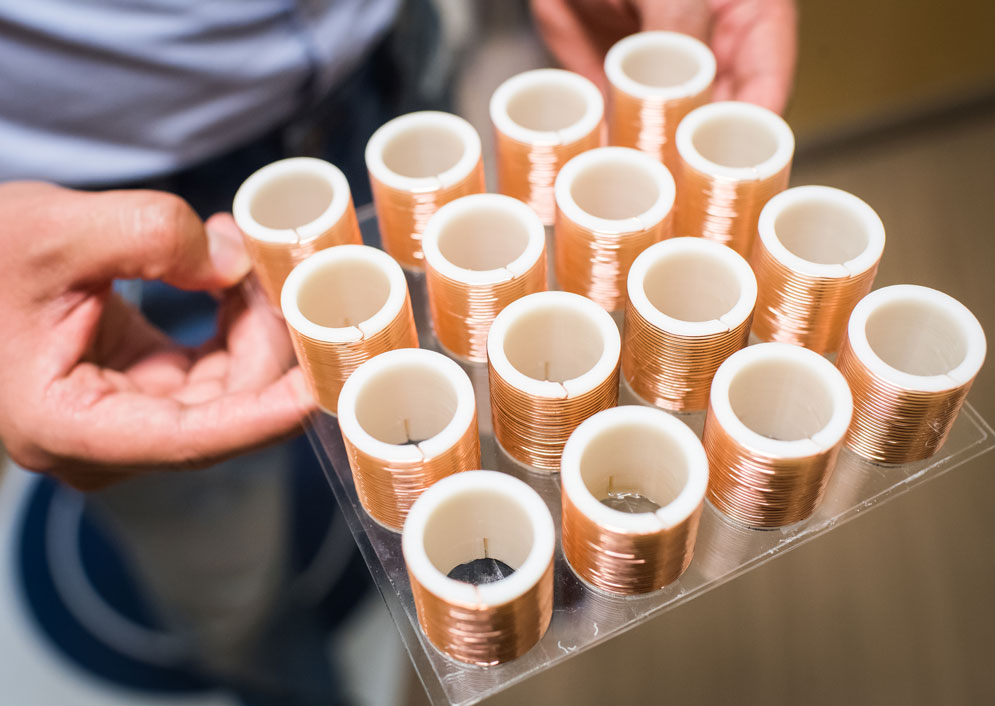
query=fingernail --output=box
[207,226,252,283]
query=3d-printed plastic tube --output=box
[674,101,794,256]
[280,245,417,413]
[488,291,621,471]
[422,194,547,362]
[490,68,604,225]
[704,342,853,527]
[605,31,715,171]
[623,236,756,411]
[561,406,708,594]
[554,146,675,312]
[234,157,361,307]
[752,185,886,354]
[337,349,480,530]
[402,471,555,665]
[837,285,986,464]
[366,111,485,269]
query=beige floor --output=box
[406,101,995,706]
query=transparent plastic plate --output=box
[302,210,995,706]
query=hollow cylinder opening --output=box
[352,361,459,445]
[642,251,742,322]
[381,123,467,179]
[249,171,335,231]
[620,42,702,89]
[568,158,661,221]
[727,358,836,441]
[579,422,692,514]
[422,489,534,582]
[436,205,531,271]
[691,112,781,169]
[864,298,969,377]
[505,80,589,133]
[502,304,606,383]
[296,258,390,328]
[773,197,872,265]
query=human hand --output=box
[531,0,797,114]
[0,181,316,490]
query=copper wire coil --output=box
[487,291,621,471]
[422,194,547,362]
[703,343,853,527]
[366,111,486,269]
[835,285,986,464]
[402,471,556,665]
[604,31,715,172]
[337,349,480,530]
[490,69,604,225]
[751,186,886,354]
[622,237,756,411]
[280,245,418,413]
[554,147,675,312]
[560,406,708,594]
[233,157,362,307]
[674,101,794,256]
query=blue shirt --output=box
[0,0,398,185]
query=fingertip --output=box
[285,366,318,416]
[206,224,252,286]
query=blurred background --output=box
[1,0,994,705]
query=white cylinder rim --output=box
[709,342,853,459]
[489,68,604,146]
[604,31,716,101]
[627,236,757,337]
[402,470,555,607]
[421,194,546,286]
[554,146,676,234]
[675,101,795,182]
[233,157,351,245]
[846,284,986,393]
[365,111,482,192]
[280,244,408,344]
[561,406,708,534]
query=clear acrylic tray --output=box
[301,209,995,706]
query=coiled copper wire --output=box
[605,31,716,172]
[366,111,485,269]
[835,285,986,464]
[674,101,794,256]
[752,186,886,354]
[560,406,708,594]
[703,343,854,527]
[233,157,362,307]
[622,237,756,411]
[554,147,675,312]
[280,245,418,413]
[422,194,547,362]
[490,69,604,225]
[337,349,480,530]
[487,291,621,471]
[402,471,555,665]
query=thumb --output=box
[56,187,250,290]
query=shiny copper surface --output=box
[343,412,480,531]
[751,239,880,354]
[836,335,975,464]
[561,489,701,594]
[703,403,843,527]
[426,252,547,363]
[287,291,418,413]
[488,363,620,472]
[622,300,752,411]
[408,559,553,666]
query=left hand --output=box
[531,0,798,114]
